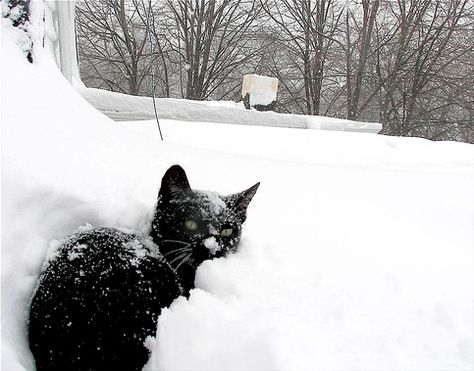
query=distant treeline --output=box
[76,0,474,143]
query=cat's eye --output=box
[220,228,233,237]
[184,220,198,231]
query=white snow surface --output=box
[2,21,474,371]
[77,86,382,133]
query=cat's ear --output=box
[230,182,260,220]
[160,165,191,197]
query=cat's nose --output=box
[191,234,219,257]
[202,236,220,255]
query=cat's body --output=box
[28,228,180,371]
[28,165,259,371]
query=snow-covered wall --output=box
[78,86,382,133]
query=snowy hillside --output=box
[2,20,474,371]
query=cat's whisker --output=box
[169,251,191,265]
[160,239,191,247]
[184,255,194,266]
[163,246,192,257]
[175,253,192,271]
[169,253,187,265]
[182,254,193,266]
[166,248,192,259]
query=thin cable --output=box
[147,1,163,141]
[150,69,164,141]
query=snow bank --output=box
[2,22,165,371]
[77,86,381,133]
[2,19,474,371]
[122,118,474,174]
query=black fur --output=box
[28,165,259,371]
[151,165,259,294]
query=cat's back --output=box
[29,227,181,371]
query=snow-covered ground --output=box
[2,20,474,371]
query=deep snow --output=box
[2,19,474,371]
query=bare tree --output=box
[373,0,473,138]
[163,0,262,100]
[343,0,380,120]
[76,0,169,96]
[260,0,343,115]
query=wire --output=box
[150,68,164,141]
[147,1,163,141]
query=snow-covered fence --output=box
[242,74,278,111]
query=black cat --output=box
[28,165,259,371]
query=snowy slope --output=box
[2,21,474,371]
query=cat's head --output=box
[150,165,259,289]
